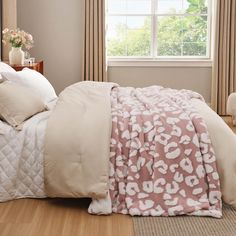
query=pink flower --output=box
[2,28,34,50]
[27,34,33,41]
[2,28,9,34]
[25,45,32,50]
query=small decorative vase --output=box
[9,47,25,65]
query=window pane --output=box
[157,0,183,14]
[107,16,151,57]
[107,0,210,58]
[185,0,208,14]
[183,42,206,56]
[108,0,151,14]
[182,15,207,56]
[126,17,151,56]
[157,0,208,14]
[108,0,126,13]
[127,0,152,14]
[158,42,182,56]
[157,16,183,56]
[157,15,208,56]
[107,16,127,56]
[182,16,207,43]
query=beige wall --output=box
[109,66,212,102]
[2,0,17,60]
[17,0,212,101]
[17,0,84,94]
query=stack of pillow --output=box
[0,62,57,130]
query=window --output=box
[106,0,211,59]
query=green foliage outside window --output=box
[107,0,208,57]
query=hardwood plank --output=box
[0,199,134,236]
[0,199,39,223]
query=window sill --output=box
[108,59,213,68]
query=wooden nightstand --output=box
[4,61,44,75]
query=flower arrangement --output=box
[2,28,34,50]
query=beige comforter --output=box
[44,81,236,208]
[44,81,117,198]
[193,99,236,207]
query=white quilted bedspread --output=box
[0,111,50,201]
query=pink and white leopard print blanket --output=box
[109,86,222,218]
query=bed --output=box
[1,62,236,219]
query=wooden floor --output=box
[0,116,235,236]
[0,198,134,236]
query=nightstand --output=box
[4,61,44,75]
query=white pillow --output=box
[0,62,16,80]
[1,68,57,104]
[0,81,46,130]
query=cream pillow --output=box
[1,68,57,104]
[0,62,16,72]
[0,62,16,79]
[0,81,46,129]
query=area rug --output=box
[133,205,236,236]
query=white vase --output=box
[9,47,25,65]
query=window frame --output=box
[106,0,213,63]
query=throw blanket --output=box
[44,82,222,217]
[109,86,222,218]
[44,81,117,198]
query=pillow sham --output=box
[0,62,16,79]
[0,81,46,129]
[0,62,16,73]
[1,68,57,104]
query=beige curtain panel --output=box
[82,0,107,82]
[211,0,236,115]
